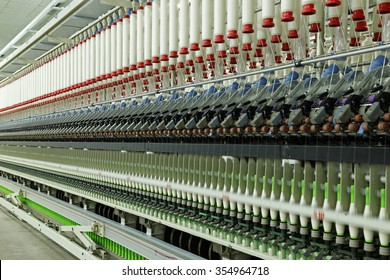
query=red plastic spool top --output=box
[196,56,204,63]
[350,37,361,47]
[309,23,321,32]
[379,3,390,14]
[271,34,281,43]
[160,54,169,61]
[202,39,212,47]
[301,3,316,15]
[373,32,382,42]
[288,30,299,38]
[152,57,160,63]
[180,47,189,55]
[230,46,239,54]
[329,17,341,27]
[257,39,267,47]
[262,18,274,28]
[242,43,252,51]
[206,53,215,61]
[286,53,294,61]
[352,9,365,21]
[227,30,239,39]
[190,43,200,51]
[169,51,178,58]
[325,0,341,7]
[254,48,263,58]
[355,21,368,32]
[218,50,227,58]
[242,24,254,33]
[214,35,225,43]
[281,11,294,22]
[177,62,185,68]
[282,42,290,51]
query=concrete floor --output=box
[0,206,76,260]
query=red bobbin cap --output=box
[242,43,252,51]
[145,59,152,66]
[254,48,263,57]
[230,46,239,54]
[180,47,189,55]
[350,37,361,46]
[152,57,160,63]
[286,53,294,61]
[373,32,382,42]
[177,62,185,68]
[169,51,178,58]
[206,53,215,61]
[230,57,237,64]
[281,11,294,22]
[214,35,225,43]
[275,56,282,64]
[202,39,212,47]
[282,42,290,51]
[186,60,194,66]
[242,24,254,33]
[190,43,200,51]
[325,0,341,7]
[227,30,239,39]
[209,61,215,69]
[153,69,159,75]
[161,66,168,72]
[123,66,130,73]
[271,34,281,43]
[257,39,267,47]
[130,65,137,71]
[160,54,169,61]
[355,21,368,32]
[309,23,321,32]
[329,17,341,27]
[262,18,274,28]
[196,56,204,63]
[218,50,227,58]
[137,62,145,68]
[352,9,365,21]
[379,3,390,14]
[301,4,316,15]
[288,30,299,38]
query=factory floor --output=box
[0,206,76,260]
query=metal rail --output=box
[0,177,203,260]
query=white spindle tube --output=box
[202,0,213,47]
[179,0,189,55]
[123,11,130,73]
[214,0,226,43]
[130,10,137,71]
[160,0,169,62]
[99,24,106,80]
[227,0,239,39]
[152,1,160,64]
[190,0,201,51]
[169,0,179,58]
[137,6,145,70]
[117,14,123,75]
[242,0,255,33]
[281,0,295,22]
[111,19,118,77]
[105,22,112,79]
[262,0,275,27]
[271,5,282,43]
[328,5,342,27]
[144,2,153,67]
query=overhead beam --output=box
[0,0,89,74]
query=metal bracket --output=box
[59,224,98,251]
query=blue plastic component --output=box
[204,86,217,95]
[344,66,353,74]
[268,79,281,92]
[102,105,107,111]
[155,95,164,103]
[141,98,151,105]
[185,89,197,98]
[226,82,239,92]
[110,104,116,110]
[368,55,389,72]
[321,64,339,78]
[240,83,252,95]
[170,92,180,100]
[128,100,137,107]
[302,73,311,80]
[283,71,299,84]
[120,102,127,108]
[254,77,267,87]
